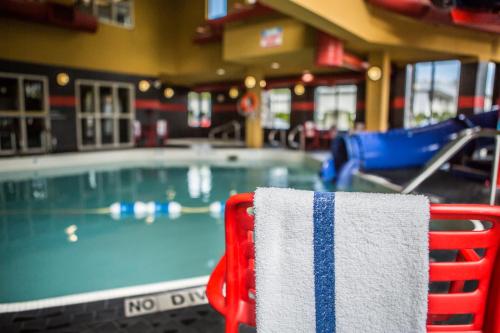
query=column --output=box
[457,61,488,115]
[245,68,264,148]
[365,51,391,131]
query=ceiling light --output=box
[294,83,305,96]
[216,68,226,76]
[56,72,70,86]
[270,62,280,70]
[301,70,314,83]
[138,80,150,92]
[164,87,174,99]
[259,80,267,88]
[367,66,382,81]
[229,87,239,99]
[244,76,256,89]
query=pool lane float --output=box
[109,201,225,220]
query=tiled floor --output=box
[0,298,256,333]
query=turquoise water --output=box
[0,161,350,303]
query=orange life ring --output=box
[238,92,259,116]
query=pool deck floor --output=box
[0,295,256,333]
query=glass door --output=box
[0,73,49,155]
[76,80,134,150]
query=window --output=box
[314,85,357,131]
[188,92,212,128]
[207,0,227,20]
[76,0,134,28]
[262,88,291,129]
[405,60,461,128]
[484,62,496,111]
[0,73,49,155]
[76,80,134,150]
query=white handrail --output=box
[208,121,241,142]
[401,127,500,205]
[287,125,305,150]
[268,129,286,147]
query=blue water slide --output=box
[324,110,498,185]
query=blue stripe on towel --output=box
[313,192,335,333]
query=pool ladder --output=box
[401,127,500,205]
[208,121,242,143]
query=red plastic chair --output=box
[207,193,500,333]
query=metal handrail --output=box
[401,127,500,205]
[268,129,286,147]
[208,121,242,141]
[287,125,305,150]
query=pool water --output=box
[0,161,385,303]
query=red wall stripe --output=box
[458,96,485,109]
[135,99,187,112]
[356,100,365,110]
[213,104,237,112]
[391,96,405,109]
[292,101,314,111]
[50,95,76,108]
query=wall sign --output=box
[260,27,283,48]
[124,286,208,317]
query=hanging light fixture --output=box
[56,73,70,86]
[367,66,382,81]
[229,87,239,99]
[138,80,151,92]
[163,87,175,99]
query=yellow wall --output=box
[165,0,244,85]
[0,0,176,76]
[223,18,312,63]
[365,51,391,131]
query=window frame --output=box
[77,0,135,29]
[75,79,135,151]
[0,72,50,155]
[262,88,292,130]
[405,60,461,128]
[314,85,357,131]
[484,62,496,112]
[187,91,212,128]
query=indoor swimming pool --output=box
[0,150,389,306]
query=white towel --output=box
[254,188,429,333]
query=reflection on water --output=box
[0,163,331,302]
[187,165,212,202]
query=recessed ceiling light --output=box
[244,76,257,89]
[259,80,267,88]
[216,68,226,76]
[301,70,314,83]
[270,62,280,70]
[196,26,207,34]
